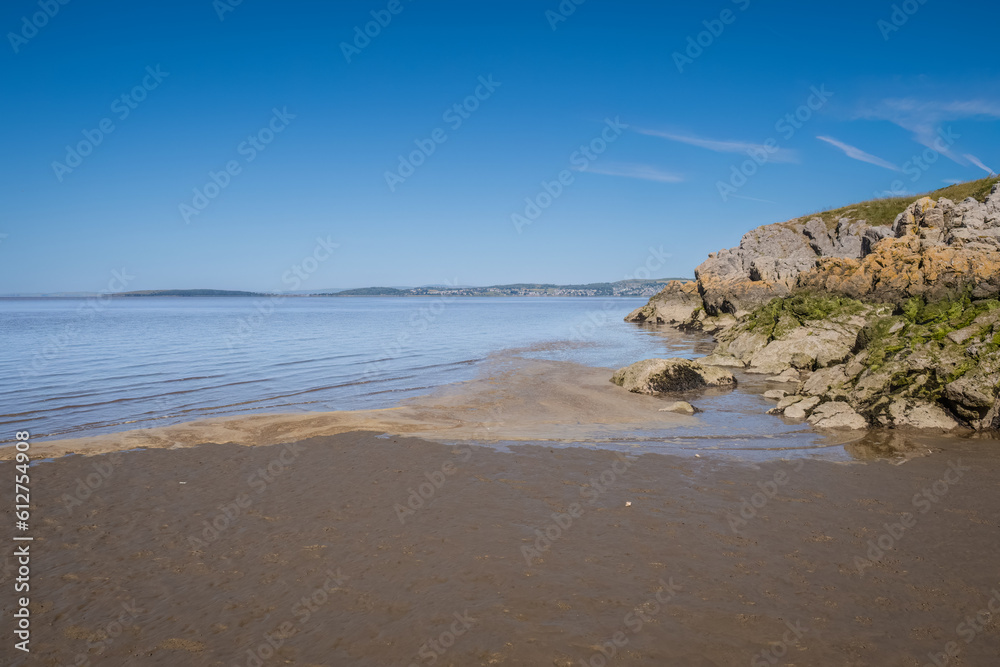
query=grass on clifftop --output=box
[800,175,1000,230]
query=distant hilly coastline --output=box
[2,279,690,299]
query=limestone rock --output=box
[783,396,820,420]
[775,394,805,410]
[625,280,702,325]
[807,401,868,429]
[611,358,736,395]
[766,368,801,383]
[658,401,696,414]
[747,324,855,374]
[698,354,746,368]
[887,400,959,431]
[763,390,786,400]
[802,365,850,397]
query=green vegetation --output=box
[856,291,1000,375]
[745,293,868,339]
[802,175,1000,230]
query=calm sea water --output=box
[1,296,712,442]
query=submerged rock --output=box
[658,401,696,414]
[611,358,736,395]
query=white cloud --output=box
[816,135,900,171]
[856,98,1000,165]
[964,153,996,175]
[577,162,684,184]
[636,128,799,163]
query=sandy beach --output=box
[3,426,999,666]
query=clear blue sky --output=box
[1,0,998,293]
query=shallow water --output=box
[1,296,702,441]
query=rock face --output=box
[625,280,701,324]
[798,193,1000,303]
[611,358,736,395]
[641,181,1000,319]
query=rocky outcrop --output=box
[715,293,1000,431]
[611,358,736,395]
[798,193,1000,303]
[621,178,1000,431]
[625,280,701,324]
[639,180,1000,320]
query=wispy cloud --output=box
[856,98,1000,165]
[964,153,996,175]
[816,135,900,171]
[577,162,684,184]
[636,128,798,163]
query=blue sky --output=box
[1,0,998,293]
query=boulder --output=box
[658,401,696,414]
[698,354,746,368]
[783,396,821,420]
[802,364,850,397]
[625,281,701,325]
[763,390,786,400]
[747,324,856,374]
[887,400,959,431]
[611,358,736,395]
[807,401,868,429]
[766,368,801,383]
[776,394,805,410]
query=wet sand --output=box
[4,356,853,462]
[3,431,1000,666]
